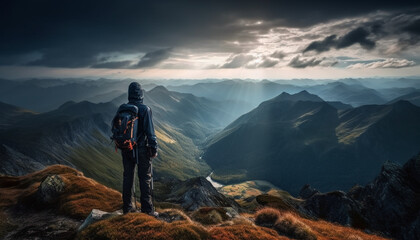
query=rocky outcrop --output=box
[37,175,65,204]
[78,209,122,232]
[165,177,241,211]
[299,154,420,240]
[299,184,320,199]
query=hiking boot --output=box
[123,208,141,214]
[144,211,159,218]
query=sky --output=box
[1,0,420,80]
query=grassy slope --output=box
[0,98,211,191]
[0,165,390,240]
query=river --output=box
[206,172,224,189]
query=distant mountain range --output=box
[167,79,420,109]
[1,86,248,190]
[203,91,420,194]
[1,77,420,195]
[387,91,420,106]
[0,79,157,112]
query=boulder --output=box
[157,209,189,223]
[78,209,122,232]
[37,175,65,204]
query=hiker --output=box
[112,82,158,216]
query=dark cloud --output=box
[304,12,420,54]
[403,17,420,35]
[133,48,172,68]
[91,61,133,69]
[0,0,418,68]
[26,48,97,68]
[303,35,338,53]
[336,27,375,49]
[303,27,375,53]
[288,55,323,68]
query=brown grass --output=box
[191,207,230,225]
[78,213,209,240]
[254,207,281,227]
[255,208,389,240]
[274,212,317,240]
[298,214,388,240]
[209,225,287,240]
[0,166,390,240]
[0,165,121,219]
[255,194,294,211]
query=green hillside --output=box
[204,91,420,194]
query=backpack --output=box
[111,104,139,151]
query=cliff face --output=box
[299,154,420,240]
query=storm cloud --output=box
[0,0,418,69]
[303,27,375,53]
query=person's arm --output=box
[143,106,158,157]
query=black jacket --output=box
[128,82,158,150]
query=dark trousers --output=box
[122,147,153,213]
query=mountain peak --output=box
[150,85,169,92]
[272,91,324,103]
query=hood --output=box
[128,82,144,102]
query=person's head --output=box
[128,82,144,102]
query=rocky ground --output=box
[1,159,414,239]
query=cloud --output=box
[288,55,323,68]
[220,54,255,68]
[270,51,286,59]
[0,0,418,68]
[303,35,338,53]
[347,58,416,69]
[91,60,133,69]
[303,27,375,53]
[246,57,279,68]
[336,27,375,49]
[256,58,279,68]
[133,48,172,68]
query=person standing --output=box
[121,82,158,216]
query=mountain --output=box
[167,80,303,113]
[298,154,420,240]
[0,79,156,112]
[204,91,420,194]
[0,101,36,129]
[113,86,240,143]
[387,91,420,106]
[307,82,387,106]
[0,97,211,190]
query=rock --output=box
[299,184,320,199]
[37,175,65,204]
[4,210,80,240]
[157,209,189,223]
[299,154,420,240]
[223,207,239,218]
[78,209,122,232]
[166,177,241,212]
[300,190,360,226]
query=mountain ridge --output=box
[204,92,420,194]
